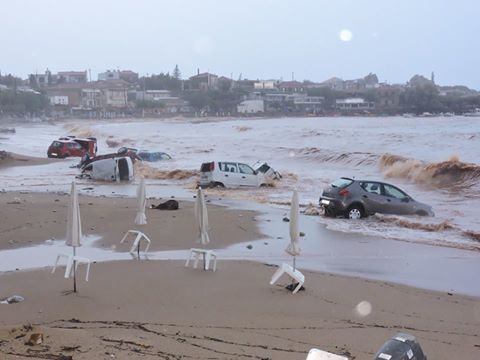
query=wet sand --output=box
[0,151,54,168]
[0,261,479,360]
[0,191,262,252]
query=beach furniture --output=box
[120,230,151,257]
[306,348,348,360]
[185,248,217,271]
[52,253,91,282]
[186,187,216,271]
[270,262,305,294]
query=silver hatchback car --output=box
[320,177,434,219]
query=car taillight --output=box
[338,189,350,197]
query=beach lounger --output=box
[120,230,151,258]
[185,248,217,271]
[270,262,305,294]
[51,253,91,282]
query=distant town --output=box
[1,66,479,120]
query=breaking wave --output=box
[379,154,480,188]
[234,126,252,132]
[63,124,96,138]
[134,162,197,180]
[105,136,134,148]
[297,147,379,166]
[373,214,455,232]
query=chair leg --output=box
[204,252,210,271]
[270,267,285,285]
[51,254,62,274]
[85,261,91,282]
[185,251,193,267]
[292,280,304,294]
[193,253,200,269]
[64,257,74,279]
[212,256,217,272]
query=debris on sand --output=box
[0,295,25,304]
[25,333,43,346]
[303,204,320,216]
[150,199,179,210]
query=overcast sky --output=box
[1,0,479,88]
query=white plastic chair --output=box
[185,248,217,271]
[270,262,305,294]
[52,253,91,281]
[306,348,348,360]
[120,230,151,257]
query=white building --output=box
[336,98,374,111]
[237,99,264,114]
[254,80,277,90]
[98,70,121,81]
[49,95,69,106]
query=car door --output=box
[237,163,259,187]
[218,162,242,187]
[359,182,389,214]
[382,184,413,215]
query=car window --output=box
[383,184,408,199]
[51,141,62,148]
[331,178,353,188]
[238,163,255,175]
[361,182,381,195]
[219,162,238,173]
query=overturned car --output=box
[80,156,134,182]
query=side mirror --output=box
[402,197,410,203]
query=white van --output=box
[199,161,266,188]
[81,156,134,182]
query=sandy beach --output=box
[1,261,479,360]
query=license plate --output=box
[321,199,330,205]
[52,153,57,156]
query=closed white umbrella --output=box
[134,178,147,225]
[285,190,301,271]
[195,187,210,245]
[66,181,82,292]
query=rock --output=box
[246,244,253,250]
[299,232,306,237]
[282,217,290,222]
[303,204,321,216]
[25,333,43,346]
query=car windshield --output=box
[331,178,353,188]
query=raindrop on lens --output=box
[355,300,372,317]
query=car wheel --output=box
[416,210,427,216]
[347,204,364,220]
[213,182,225,188]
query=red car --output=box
[47,137,97,159]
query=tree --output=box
[173,65,181,80]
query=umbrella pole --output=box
[73,247,77,293]
[137,242,140,259]
[293,256,296,273]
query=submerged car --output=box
[47,137,97,158]
[199,161,268,188]
[81,156,133,182]
[252,160,281,180]
[137,150,172,162]
[319,177,434,219]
